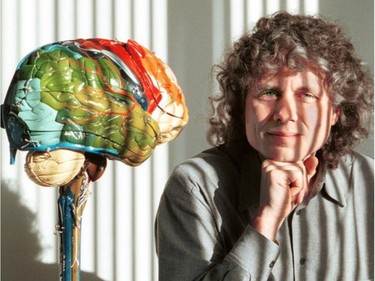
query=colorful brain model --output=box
[1,38,188,167]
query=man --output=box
[155,12,373,280]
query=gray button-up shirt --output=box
[155,146,374,280]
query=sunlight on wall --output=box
[218,0,319,46]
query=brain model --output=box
[1,38,188,174]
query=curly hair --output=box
[207,12,373,169]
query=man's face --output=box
[245,69,339,162]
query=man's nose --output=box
[273,96,297,123]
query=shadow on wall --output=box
[1,180,104,281]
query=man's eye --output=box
[298,92,316,100]
[258,90,278,100]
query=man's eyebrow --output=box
[295,86,323,95]
[254,84,323,95]
[254,84,280,92]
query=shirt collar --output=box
[321,156,352,208]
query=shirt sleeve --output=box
[155,164,280,281]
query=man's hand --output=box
[251,156,318,242]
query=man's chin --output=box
[260,151,310,163]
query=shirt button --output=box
[300,257,306,265]
[296,209,302,215]
[269,261,275,268]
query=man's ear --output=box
[331,107,340,126]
